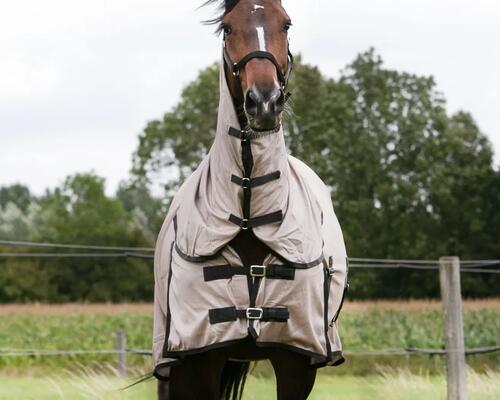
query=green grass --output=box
[1,369,499,400]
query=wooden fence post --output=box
[116,330,127,378]
[439,256,467,400]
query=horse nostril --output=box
[244,89,259,116]
[272,89,286,113]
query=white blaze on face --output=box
[251,4,264,13]
[252,4,266,50]
[256,26,266,50]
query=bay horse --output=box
[154,1,347,399]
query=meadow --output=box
[1,368,499,400]
[0,300,499,399]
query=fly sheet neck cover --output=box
[152,56,348,380]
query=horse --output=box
[153,1,348,399]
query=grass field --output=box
[1,300,499,374]
[1,369,499,400]
[0,300,499,399]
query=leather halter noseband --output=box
[222,39,294,90]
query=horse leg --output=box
[157,380,169,400]
[168,350,227,400]
[269,349,318,400]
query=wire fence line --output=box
[1,346,499,358]
[0,239,154,252]
[0,252,153,259]
[1,239,499,273]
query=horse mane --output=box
[201,0,241,34]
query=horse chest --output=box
[228,230,271,266]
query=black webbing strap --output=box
[228,126,282,141]
[208,306,289,324]
[203,264,295,282]
[231,171,281,189]
[228,126,247,140]
[229,210,283,230]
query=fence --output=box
[1,240,500,399]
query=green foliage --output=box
[131,49,500,298]
[0,173,155,303]
[0,183,32,212]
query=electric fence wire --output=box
[1,346,499,358]
[1,240,499,271]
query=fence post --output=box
[439,256,467,400]
[116,330,127,378]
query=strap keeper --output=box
[328,256,335,275]
[246,308,263,320]
[250,265,266,277]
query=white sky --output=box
[1,0,499,195]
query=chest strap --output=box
[229,210,282,230]
[203,264,295,282]
[231,171,281,189]
[209,306,289,324]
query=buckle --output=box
[241,177,251,189]
[250,265,266,277]
[241,218,249,230]
[328,267,335,275]
[232,63,240,77]
[246,307,263,320]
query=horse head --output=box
[208,0,293,131]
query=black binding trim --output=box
[231,171,281,189]
[268,249,325,270]
[332,257,350,324]
[229,210,283,230]
[159,338,345,369]
[161,242,175,358]
[203,264,295,282]
[174,243,219,263]
[209,306,289,324]
[323,258,333,358]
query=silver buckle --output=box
[241,177,251,189]
[241,219,249,230]
[250,265,266,277]
[246,307,263,320]
[232,63,240,77]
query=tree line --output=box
[1,49,498,302]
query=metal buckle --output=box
[246,307,263,320]
[250,265,266,277]
[232,63,240,77]
[240,130,249,142]
[241,177,251,189]
[241,218,249,230]
[328,267,335,275]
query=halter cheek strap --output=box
[223,40,294,90]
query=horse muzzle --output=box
[244,85,285,131]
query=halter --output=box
[222,39,294,90]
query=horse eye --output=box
[283,22,292,31]
[223,25,232,36]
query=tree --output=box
[0,184,33,212]
[0,173,155,302]
[131,50,499,298]
[116,180,165,242]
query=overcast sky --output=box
[1,0,499,195]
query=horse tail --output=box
[220,360,250,400]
